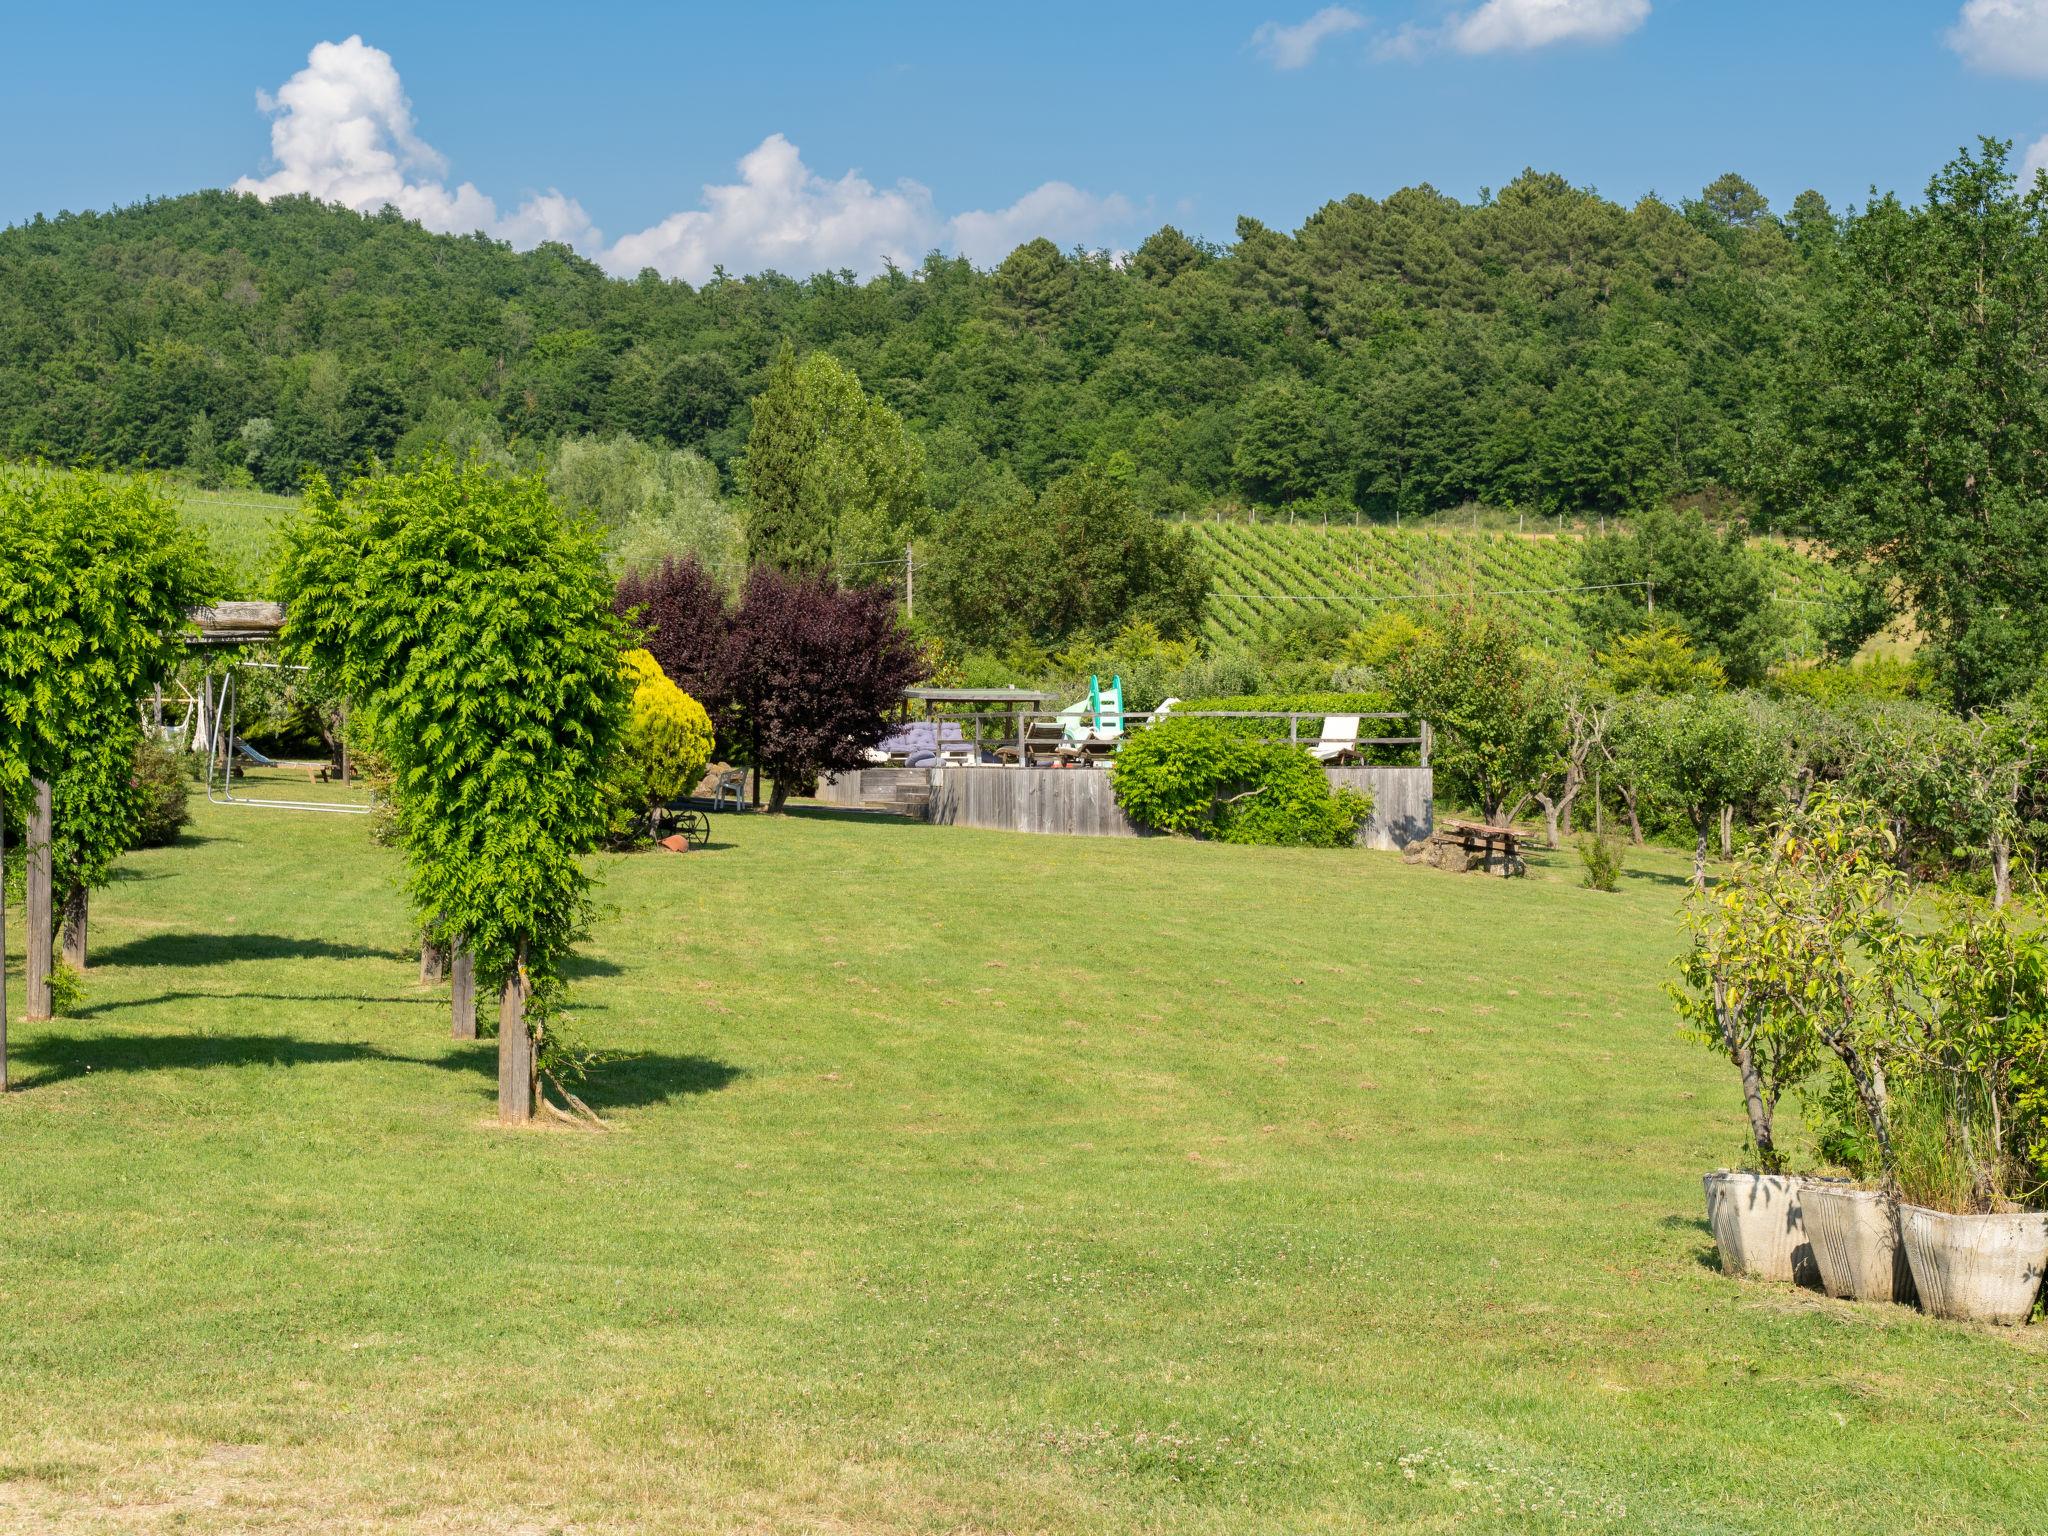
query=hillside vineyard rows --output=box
[1186,521,1831,654]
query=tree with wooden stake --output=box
[276,457,628,1125]
[0,469,212,1045]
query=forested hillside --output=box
[0,171,1818,521]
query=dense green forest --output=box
[0,168,1817,521]
[10,142,2048,706]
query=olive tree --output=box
[278,458,628,1123]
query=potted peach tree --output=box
[1672,824,1826,1285]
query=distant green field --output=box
[170,483,298,588]
[1187,521,1832,655]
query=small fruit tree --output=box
[1385,606,1560,828]
[278,458,628,1124]
[0,469,212,1041]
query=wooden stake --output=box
[25,779,52,1022]
[497,942,532,1124]
[451,942,476,1040]
[1,800,9,1091]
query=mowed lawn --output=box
[1,782,2044,1534]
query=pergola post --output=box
[451,942,476,1041]
[1,800,9,1091]
[497,942,532,1123]
[25,779,52,1022]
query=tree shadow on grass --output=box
[90,932,399,968]
[1628,867,1704,891]
[9,1031,741,1111]
[782,805,924,827]
[1660,1213,1722,1273]
[70,989,442,1020]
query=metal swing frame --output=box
[202,663,372,816]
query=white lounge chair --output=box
[1308,715,1362,764]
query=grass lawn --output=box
[1,778,2043,1534]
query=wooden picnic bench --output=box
[1405,818,1527,877]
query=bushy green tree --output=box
[1576,507,1784,686]
[1601,625,1726,696]
[738,346,926,575]
[550,433,745,585]
[1231,377,1328,507]
[922,462,1208,651]
[1768,140,2048,707]
[276,457,628,1123]
[1385,608,1560,827]
[1615,691,1785,887]
[0,469,212,1015]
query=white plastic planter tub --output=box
[1703,1170,1816,1286]
[1899,1205,2048,1326]
[1801,1185,1914,1305]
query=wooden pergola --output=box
[185,601,285,646]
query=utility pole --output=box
[1646,581,1655,619]
[904,543,914,620]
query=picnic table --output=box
[1405,818,1527,877]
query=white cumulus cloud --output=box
[232,36,602,255]
[2023,135,2048,182]
[1252,7,1369,69]
[606,134,941,280]
[233,37,1136,282]
[1947,0,2048,78]
[949,182,1137,266]
[1451,0,1651,53]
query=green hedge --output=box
[1177,691,1397,715]
[1110,719,1373,848]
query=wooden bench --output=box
[1405,818,1527,877]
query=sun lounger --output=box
[1308,714,1362,765]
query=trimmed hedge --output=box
[1110,718,1373,848]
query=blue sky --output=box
[5,1,2048,279]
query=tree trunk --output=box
[767,776,790,814]
[25,779,52,1022]
[497,942,533,1124]
[1992,835,2012,910]
[420,931,447,985]
[1535,794,1562,850]
[1693,825,1709,892]
[1719,804,1734,861]
[1,802,9,1091]
[451,942,476,1041]
[60,886,87,972]
[1715,978,1776,1169]
[1618,783,1644,845]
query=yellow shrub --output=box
[617,648,715,812]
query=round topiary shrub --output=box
[607,648,715,838]
[1110,718,1371,848]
